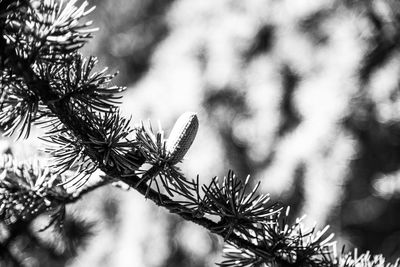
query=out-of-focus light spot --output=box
[368,56,400,124]
[373,172,400,199]
[178,223,212,259]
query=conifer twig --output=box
[1,1,400,266]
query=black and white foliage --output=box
[0,0,398,266]
[0,154,66,226]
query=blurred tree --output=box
[115,0,400,264]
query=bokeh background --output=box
[4,0,400,266]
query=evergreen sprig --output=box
[35,55,124,111]
[0,77,39,138]
[0,154,67,226]
[202,172,281,238]
[2,0,95,61]
[0,0,399,266]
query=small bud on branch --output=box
[166,112,199,165]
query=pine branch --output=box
[0,152,109,229]
[0,154,67,224]
[1,1,400,266]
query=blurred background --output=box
[4,0,400,266]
